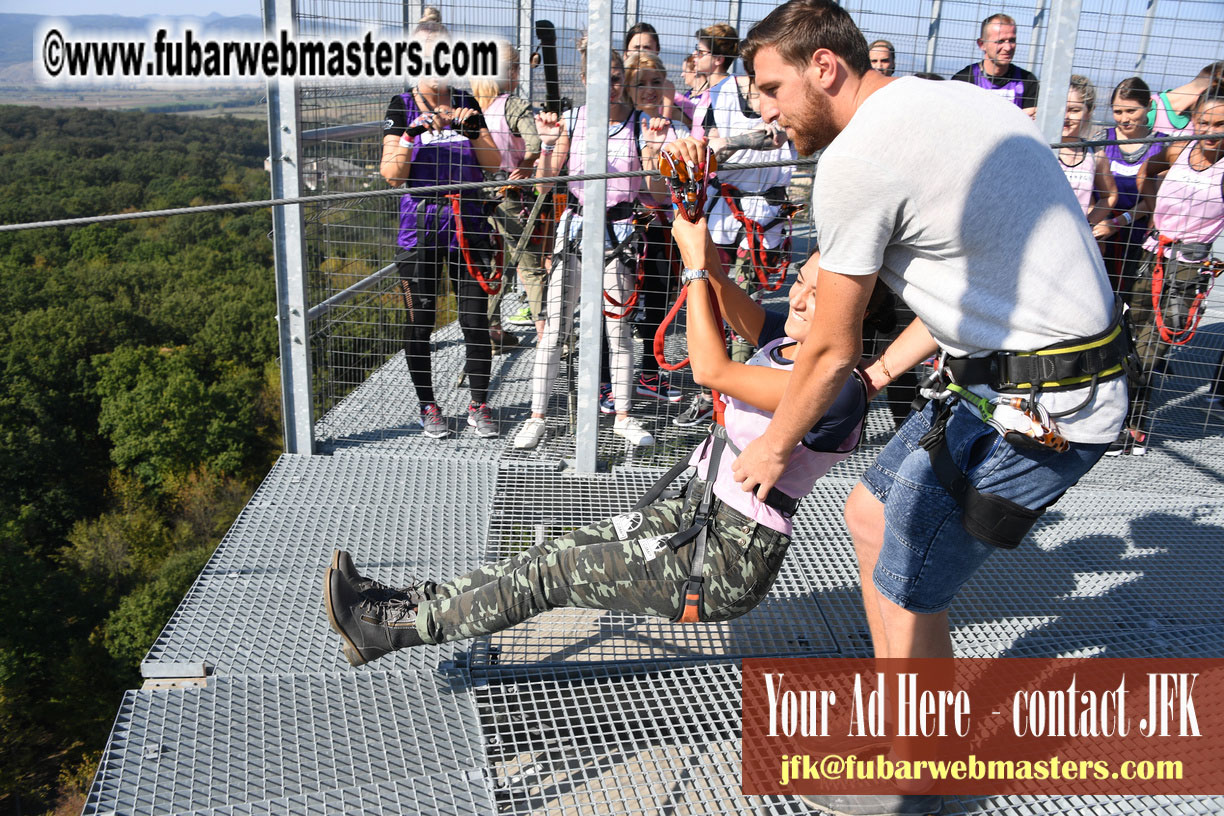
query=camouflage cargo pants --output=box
[1121,249,1205,430]
[414,487,790,645]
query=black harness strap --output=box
[631,427,802,623]
[632,426,801,516]
[943,304,1134,392]
[712,426,802,516]
[918,401,1050,550]
[669,432,724,623]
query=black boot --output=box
[331,550,434,602]
[323,565,424,666]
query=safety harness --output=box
[715,183,801,291]
[1150,234,1222,346]
[446,193,503,295]
[599,201,654,319]
[632,425,800,623]
[916,303,1138,549]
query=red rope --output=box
[1151,234,1213,346]
[447,193,502,295]
[653,282,726,426]
[718,184,795,292]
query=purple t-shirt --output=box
[951,63,1039,109]
[383,90,487,251]
[1104,127,1166,213]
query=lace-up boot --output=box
[331,550,434,603]
[324,565,425,666]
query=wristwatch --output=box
[681,267,709,285]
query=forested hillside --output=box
[0,105,280,814]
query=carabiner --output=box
[659,146,718,223]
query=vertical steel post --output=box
[402,0,423,32]
[729,0,742,40]
[1135,0,1158,75]
[576,1,612,473]
[1034,0,1083,143]
[925,0,942,75]
[519,0,535,104]
[625,0,639,41]
[265,0,314,454]
[1028,0,1048,73]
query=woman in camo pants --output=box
[323,212,867,667]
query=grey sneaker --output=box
[673,393,714,427]
[467,402,499,437]
[323,566,424,666]
[419,403,450,439]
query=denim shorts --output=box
[860,399,1109,613]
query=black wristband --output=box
[405,124,428,139]
[460,113,487,140]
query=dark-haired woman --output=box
[324,211,867,666]
[1097,77,1168,293]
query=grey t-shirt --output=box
[815,77,1125,443]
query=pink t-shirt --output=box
[1059,146,1097,217]
[689,88,711,141]
[1143,146,1224,260]
[566,106,642,208]
[688,337,864,535]
[484,94,525,175]
[673,92,697,124]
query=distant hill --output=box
[0,13,263,76]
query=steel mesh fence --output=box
[290,0,1224,470]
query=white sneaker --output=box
[613,415,654,446]
[513,416,547,449]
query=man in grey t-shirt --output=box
[666,3,1126,812]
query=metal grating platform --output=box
[181,775,493,816]
[314,339,727,468]
[475,662,773,816]
[141,455,498,677]
[470,465,842,671]
[89,317,1224,816]
[84,670,491,816]
[952,488,1224,657]
[473,660,1224,816]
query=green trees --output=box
[0,105,280,813]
